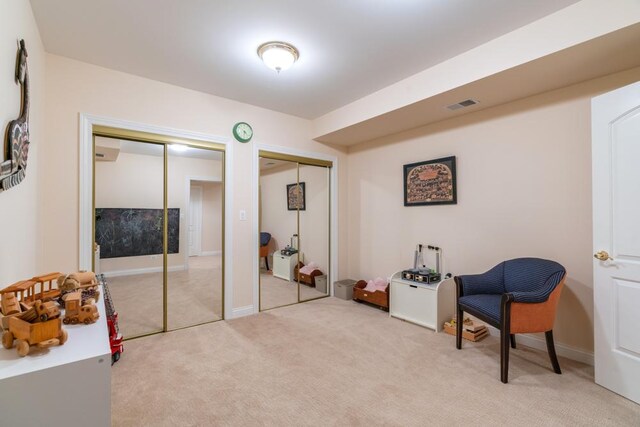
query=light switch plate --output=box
[239,210,247,221]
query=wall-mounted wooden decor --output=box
[0,40,30,193]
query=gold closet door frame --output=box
[92,126,226,339]
[258,150,333,168]
[258,151,332,311]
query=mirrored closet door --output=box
[94,137,165,338]
[258,152,332,311]
[93,129,225,339]
[167,145,224,329]
[297,164,330,302]
[259,156,299,310]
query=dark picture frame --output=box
[403,156,457,206]
[287,182,306,211]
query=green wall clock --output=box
[232,122,253,143]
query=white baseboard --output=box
[200,251,222,256]
[487,326,594,366]
[231,305,255,319]
[102,265,186,278]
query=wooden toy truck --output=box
[1,297,60,331]
[2,316,67,357]
[63,292,99,325]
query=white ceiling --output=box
[29,0,580,119]
[259,157,293,172]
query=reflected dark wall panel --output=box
[95,208,180,258]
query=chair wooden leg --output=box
[265,256,269,271]
[456,306,463,350]
[510,334,516,349]
[501,329,510,383]
[545,330,562,374]
[500,294,513,384]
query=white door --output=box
[189,186,203,257]
[592,81,640,404]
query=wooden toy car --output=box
[34,300,60,322]
[2,316,67,357]
[63,292,99,325]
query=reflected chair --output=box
[454,258,566,383]
[259,232,272,270]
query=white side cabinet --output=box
[272,252,303,281]
[389,271,455,332]
[0,293,111,425]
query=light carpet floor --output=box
[259,269,327,310]
[111,297,640,426]
[108,258,327,337]
[108,255,223,337]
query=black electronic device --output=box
[401,268,441,284]
[402,269,419,281]
[281,247,298,256]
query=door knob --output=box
[594,250,613,261]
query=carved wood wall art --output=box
[0,39,30,193]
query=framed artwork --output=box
[287,182,306,211]
[403,156,457,206]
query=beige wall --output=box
[260,163,330,274]
[260,164,297,263]
[199,181,223,254]
[347,66,640,353]
[0,0,45,285]
[41,54,347,310]
[94,148,222,274]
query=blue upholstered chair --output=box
[454,258,566,383]
[259,232,272,270]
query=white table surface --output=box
[0,288,111,380]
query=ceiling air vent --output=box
[446,99,479,111]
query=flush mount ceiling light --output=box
[169,144,189,152]
[257,41,299,73]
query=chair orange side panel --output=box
[259,246,268,258]
[510,279,565,334]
